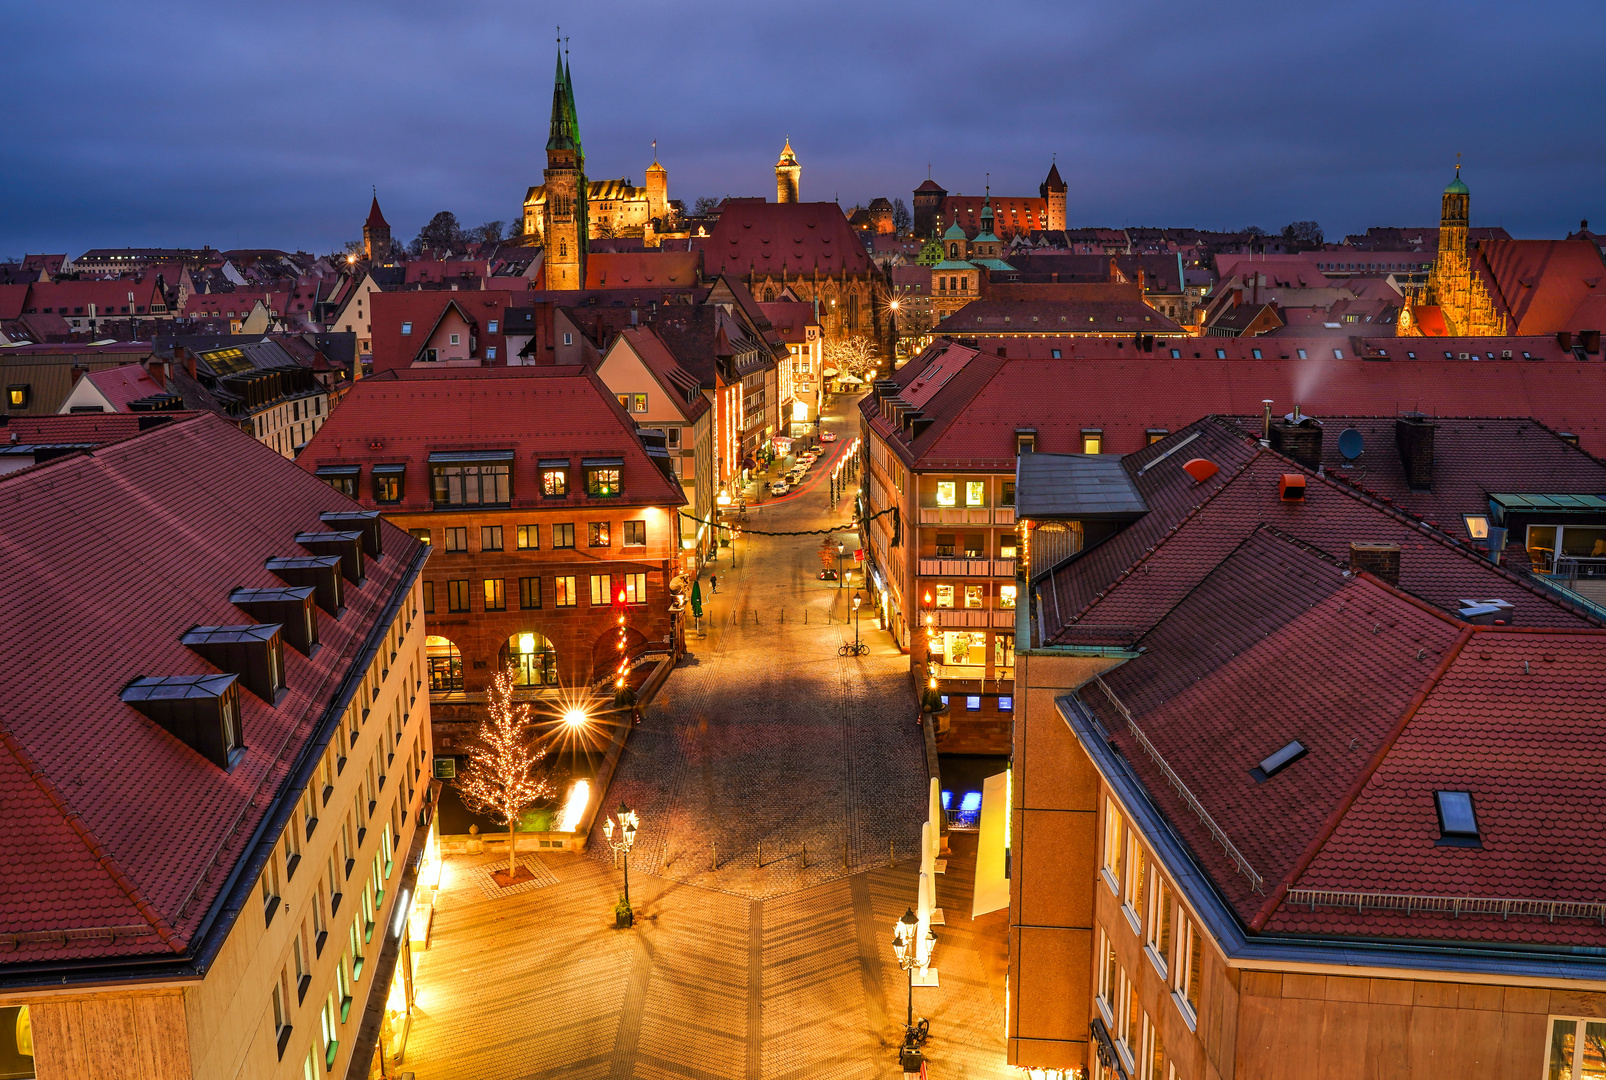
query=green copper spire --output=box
[547,47,576,152]
[564,52,581,156]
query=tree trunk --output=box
[509,818,517,878]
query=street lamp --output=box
[852,591,863,651]
[891,907,930,1064]
[837,540,845,590]
[602,802,640,927]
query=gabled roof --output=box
[0,414,423,969]
[1472,238,1606,335]
[77,363,166,411]
[1037,418,1602,646]
[702,200,876,278]
[610,326,710,422]
[365,195,389,230]
[585,251,700,289]
[1081,529,1606,946]
[940,292,1184,336]
[299,368,686,511]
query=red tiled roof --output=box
[865,337,1606,463]
[182,292,286,319]
[938,196,1047,239]
[0,284,28,320]
[81,363,166,410]
[1220,414,1606,548]
[2,413,185,446]
[612,326,710,422]
[0,414,423,965]
[366,195,388,229]
[1087,530,1606,946]
[584,251,700,289]
[299,367,686,510]
[24,279,164,315]
[368,290,519,373]
[702,200,876,278]
[940,292,1185,336]
[1043,421,1601,645]
[756,301,817,342]
[1472,238,1606,335]
[403,260,491,286]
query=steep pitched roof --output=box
[0,414,423,967]
[1472,238,1606,335]
[702,200,876,278]
[939,292,1184,336]
[1038,419,1601,646]
[584,251,700,289]
[365,196,389,230]
[612,326,710,422]
[78,363,167,410]
[298,367,685,511]
[1082,533,1606,946]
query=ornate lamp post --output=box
[602,802,640,927]
[852,591,863,652]
[837,540,845,590]
[891,907,929,1067]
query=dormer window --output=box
[541,460,570,496]
[429,451,513,507]
[121,674,244,769]
[315,464,359,498]
[583,458,623,497]
[1434,790,1481,846]
[231,586,318,655]
[372,464,405,504]
[182,624,286,703]
[6,384,29,409]
[1016,429,1036,455]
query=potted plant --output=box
[615,896,634,929]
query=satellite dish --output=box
[1337,427,1364,463]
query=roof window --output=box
[296,530,365,584]
[320,510,384,559]
[315,464,359,498]
[267,555,344,615]
[231,586,318,655]
[1296,349,1307,360]
[6,384,30,409]
[401,321,413,335]
[1251,739,1307,781]
[1434,790,1481,845]
[1463,514,1490,540]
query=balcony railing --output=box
[933,607,1017,628]
[917,557,1016,577]
[918,506,1013,525]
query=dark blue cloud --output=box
[2,0,1602,256]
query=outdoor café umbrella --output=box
[690,580,703,618]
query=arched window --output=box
[949,243,959,258]
[559,240,567,258]
[500,631,558,687]
[425,635,463,693]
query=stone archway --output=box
[425,635,463,693]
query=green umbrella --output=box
[690,580,703,618]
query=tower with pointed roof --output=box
[775,138,801,204]
[1399,162,1506,337]
[362,193,391,262]
[542,47,588,289]
[1040,160,1067,231]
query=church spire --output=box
[547,43,576,152]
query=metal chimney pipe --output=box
[1262,399,1273,442]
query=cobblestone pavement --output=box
[403,400,1011,1078]
[591,401,928,899]
[404,833,1009,1080]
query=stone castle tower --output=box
[775,138,801,203]
[362,193,390,261]
[543,49,588,290]
[1040,161,1067,231]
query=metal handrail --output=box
[1285,888,1606,924]
[1093,676,1264,893]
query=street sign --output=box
[432,757,456,780]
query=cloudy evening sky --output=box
[3,0,1603,256]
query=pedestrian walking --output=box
[710,574,719,593]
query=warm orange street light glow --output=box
[562,707,588,729]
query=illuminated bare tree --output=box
[824,334,880,379]
[455,664,556,880]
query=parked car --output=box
[820,431,837,442]
[769,480,789,496]
[806,444,823,455]
[800,452,818,466]
[787,467,806,486]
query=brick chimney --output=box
[1268,418,1323,470]
[1350,542,1401,586]
[1394,414,1436,491]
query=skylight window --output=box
[1251,739,1307,782]
[1463,514,1490,540]
[1435,790,1481,844]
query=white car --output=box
[770,480,789,496]
[800,452,818,466]
[820,431,838,442]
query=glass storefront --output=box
[0,1006,33,1080]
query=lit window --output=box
[935,584,954,608]
[1146,429,1168,444]
[622,572,646,603]
[542,467,568,496]
[965,480,985,506]
[999,584,1017,609]
[482,578,506,611]
[585,465,621,497]
[552,523,575,549]
[1545,1018,1606,1080]
[554,575,577,607]
[589,574,609,606]
[936,481,957,506]
[6,384,29,408]
[964,585,983,609]
[1146,876,1173,975]
[1435,790,1480,844]
[480,525,503,551]
[1463,514,1490,540]
[1082,430,1103,454]
[588,521,610,547]
[1102,799,1124,893]
[633,393,648,412]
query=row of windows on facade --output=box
[254,396,322,437]
[320,463,622,504]
[931,480,1017,507]
[1099,797,1209,1080]
[930,630,1014,671]
[926,582,1018,609]
[265,668,426,1073]
[27,303,167,315]
[419,520,647,552]
[422,570,648,613]
[400,318,502,335]
[930,532,1018,559]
